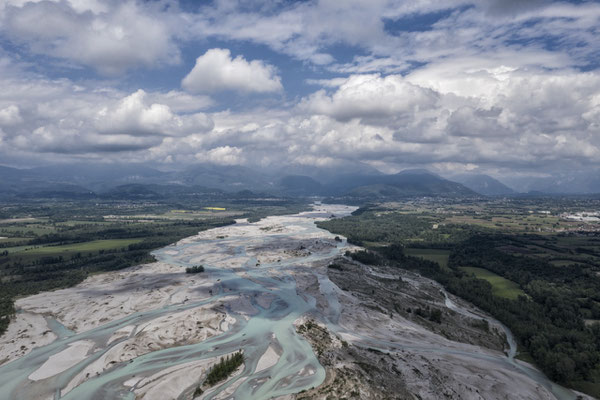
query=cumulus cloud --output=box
[97,90,175,135]
[0,105,22,126]
[147,91,213,113]
[3,62,600,174]
[0,70,213,157]
[95,90,212,137]
[1,0,179,75]
[447,106,510,137]
[13,125,163,154]
[293,66,600,170]
[302,74,438,123]
[195,146,245,165]
[182,49,282,94]
[1,0,600,178]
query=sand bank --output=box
[29,340,94,381]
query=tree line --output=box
[0,217,235,336]
[329,210,600,397]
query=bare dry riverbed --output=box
[0,205,590,400]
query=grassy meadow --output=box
[459,266,526,300]
[404,248,450,270]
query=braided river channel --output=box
[0,205,582,400]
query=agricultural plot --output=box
[21,239,144,255]
[445,214,561,233]
[55,220,112,227]
[459,267,526,300]
[104,209,244,222]
[404,248,450,270]
[0,223,56,236]
[0,237,30,245]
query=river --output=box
[0,205,582,400]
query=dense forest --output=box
[317,210,487,247]
[322,204,600,397]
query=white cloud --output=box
[328,55,410,74]
[0,70,214,157]
[1,0,600,178]
[0,105,22,126]
[447,106,510,137]
[291,66,600,170]
[1,52,600,175]
[301,74,438,123]
[97,90,170,136]
[95,90,213,137]
[195,146,245,165]
[2,1,179,75]
[187,1,392,66]
[2,0,600,78]
[182,49,282,94]
[147,91,213,113]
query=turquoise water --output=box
[0,206,581,400]
[0,207,354,400]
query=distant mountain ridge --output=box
[502,170,600,195]
[12,162,600,201]
[450,174,516,196]
[279,175,323,196]
[336,169,477,200]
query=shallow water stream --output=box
[0,205,581,400]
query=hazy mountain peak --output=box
[450,174,516,196]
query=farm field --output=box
[17,239,144,255]
[404,248,450,270]
[444,214,561,233]
[103,209,244,221]
[459,267,526,300]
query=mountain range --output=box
[448,174,515,196]
[2,162,598,201]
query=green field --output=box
[0,223,56,236]
[404,248,450,270]
[23,239,144,255]
[55,220,112,227]
[4,239,144,255]
[459,266,526,300]
[104,209,245,222]
[2,244,44,254]
[0,237,31,245]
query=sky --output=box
[0,0,599,179]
